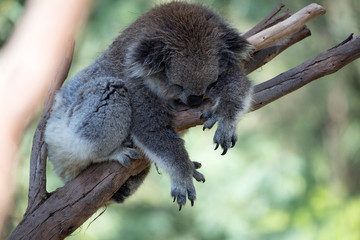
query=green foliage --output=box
[2,0,360,239]
[0,0,25,46]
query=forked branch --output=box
[246,3,325,50]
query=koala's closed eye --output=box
[206,80,218,93]
[173,84,184,91]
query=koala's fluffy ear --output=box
[127,38,169,78]
[219,27,254,65]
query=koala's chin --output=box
[44,1,254,209]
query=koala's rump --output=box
[45,77,132,181]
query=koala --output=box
[44,1,254,209]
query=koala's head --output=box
[125,2,253,106]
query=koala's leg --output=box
[46,78,137,183]
[132,131,205,210]
[202,64,253,155]
[111,165,151,203]
[130,89,205,209]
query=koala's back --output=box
[45,63,133,182]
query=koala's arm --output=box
[202,64,253,155]
[130,86,205,208]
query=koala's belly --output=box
[46,107,97,153]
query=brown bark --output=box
[246,3,325,50]
[252,34,360,110]
[8,3,360,240]
[243,26,311,75]
[14,160,149,240]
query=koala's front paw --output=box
[171,177,197,211]
[201,108,237,155]
[213,120,237,155]
[170,162,205,211]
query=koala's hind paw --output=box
[126,148,141,159]
[110,147,140,167]
[171,178,197,211]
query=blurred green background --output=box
[2,0,360,239]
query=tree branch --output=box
[12,160,150,240]
[244,26,311,75]
[247,3,325,51]
[252,34,360,110]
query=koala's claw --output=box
[193,169,205,182]
[202,117,217,131]
[215,143,228,155]
[216,134,237,155]
[231,135,237,148]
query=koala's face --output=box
[165,53,219,106]
[128,39,223,106]
[126,17,252,107]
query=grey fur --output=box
[45,2,253,208]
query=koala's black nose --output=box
[187,95,204,106]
